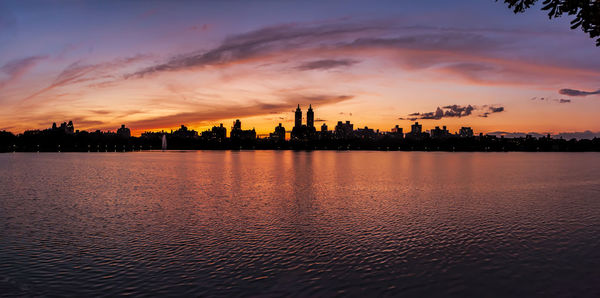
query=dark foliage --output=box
[500,0,600,46]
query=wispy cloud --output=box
[123,21,515,80]
[22,54,150,101]
[296,59,359,71]
[559,88,600,97]
[127,22,384,78]
[120,20,600,89]
[0,56,47,89]
[479,106,504,118]
[531,97,573,104]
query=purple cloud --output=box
[559,88,600,97]
[531,97,573,104]
[400,104,497,121]
[296,59,359,71]
[0,55,47,88]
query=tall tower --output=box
[233,119,242,130]
[294,104,302,128]
[307,104,314,128]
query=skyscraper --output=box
[212,123,226,140]
[233,119,242,131]
[230,119,256,140]
[307,104,314,128]
[270,123,286,142]
[406,122,426,139]
[291,104,316,140]
[295,104,302,129]
[410,122,422,135]
[117,124,131,138]
[334,121,354,139]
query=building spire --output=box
[294,103,302,128]
[307,103,314,128]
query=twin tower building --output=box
[291,104,317,140]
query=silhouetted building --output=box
[294,105,302,128]
[318,123,333,140]
[202,123,227,141]
[335,121,354,139]
[50,121,74,134]
[233,119,242,131]
[411,122,422,135]
[459,127,474,138]
[390,125,403,138]
[230,119,256,140]
[431,126,450,138]
[307,105,314,128]
[291,104,316,140]
[66,121,74,134]
[117,124,131,138]
[269,123,286,141]
[406,122,428,139]
[356,126,378,140]
[173,125,198,138]
[214,123,227,140]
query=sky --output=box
[0,0,599,137]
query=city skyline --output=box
[1,1,599,137]
[3,101,598,152]
[6,103,600,141]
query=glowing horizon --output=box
[1,0,599,138]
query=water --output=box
[0,151,599,297]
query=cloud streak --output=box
[0,56,47,89]
[119,20,600,90]
[400,104,504,121]
[559,88,600,97]
[531,97,573,104]
[123,21,528,81]
[296,59,359,71]
[21,54,149,102]
[127,22,384,78]
[479,106,504,118]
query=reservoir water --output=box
[1,151,599,297]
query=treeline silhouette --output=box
[1,129,599,152]
[500,0,600,46]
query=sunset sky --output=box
[1,0,599,137]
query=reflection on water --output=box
[1,151,599,296]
